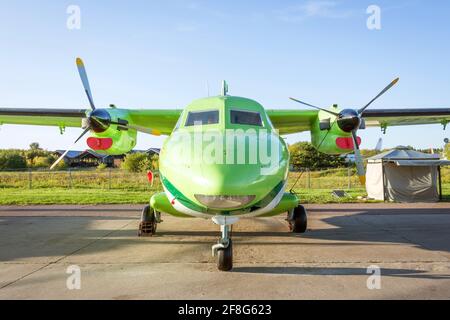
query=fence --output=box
[0,167,363,191]
[0,168,162,191]
[287,168,361,191]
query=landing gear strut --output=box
[212,224,233,271]
[139,205,160,237]
[288,205,308,233]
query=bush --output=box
[121,153,152,173]
[97,163,108,171]
[32,156,52,168]
[0,150,27,170]
[289,142,347,170]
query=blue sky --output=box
[0,0,449,151]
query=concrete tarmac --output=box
[0,203,449,299]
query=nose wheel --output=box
[212,224,233,271]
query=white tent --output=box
[366,147,450,202]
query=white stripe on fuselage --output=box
[162,181,286,221]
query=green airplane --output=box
[1,58,450,271]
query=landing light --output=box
[195,195,256,210]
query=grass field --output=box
[0,168,449,205]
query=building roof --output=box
[55,150,108,159]
[55,148,160,159]
[147,148,161,154]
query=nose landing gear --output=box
[212,225,233,271]
[212,216,238,272]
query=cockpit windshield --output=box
[185,110,219,126]
[230,110,263,127]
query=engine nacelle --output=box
[310,116,361,155]
[87,128,137,155]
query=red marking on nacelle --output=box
[87,137,113,150]
[336,136,361,150]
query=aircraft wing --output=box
[0,108,183,135]
[362,108,450,128]
[0,108,87,128]
[266,109,319,135]
[267,108,450,135]
[126,109,183,135]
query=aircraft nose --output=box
[188,164,276,209]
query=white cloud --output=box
[277,1,354,22]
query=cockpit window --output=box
[185,110,219,126]
[230,110,263,127]
[173,112,184,131]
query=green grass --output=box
[1,168,449,205]
[0,188,152,205]
[0,187,372,205]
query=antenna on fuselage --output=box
[221,80,228,96]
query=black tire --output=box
[139,205,157,236]
[291,205,308,234]
[217,239,233,271]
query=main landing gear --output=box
[138,205,161,237]
[288,205,308,234]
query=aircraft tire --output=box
[139,205,157,237]
[291,205,308,234]
[217,239,233,271]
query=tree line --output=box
[0,142,160,173]
[0,143,66,170]
[0,141,446,172]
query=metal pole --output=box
[28,169,32,189]
[68,169,73,189]
[307,169,311,189]
[109,167,112,190]
[348,167,351,190]
[438,166,442,201]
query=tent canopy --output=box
[368,146,440,162]
[366,147,449,202]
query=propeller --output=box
[50,127,91,170]
[290,78,400,184]
[49,58,161,170]
[76,58,96,110]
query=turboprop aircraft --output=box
[1,58,450,271]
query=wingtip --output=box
[76,57,84,66]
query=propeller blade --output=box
[50,126,91,170]
[289,97,340,116]
[76,57,96,110]
[74,126,92,144]
[358,78,399,115]
[351,130,366,185]
[50,149,70,170]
